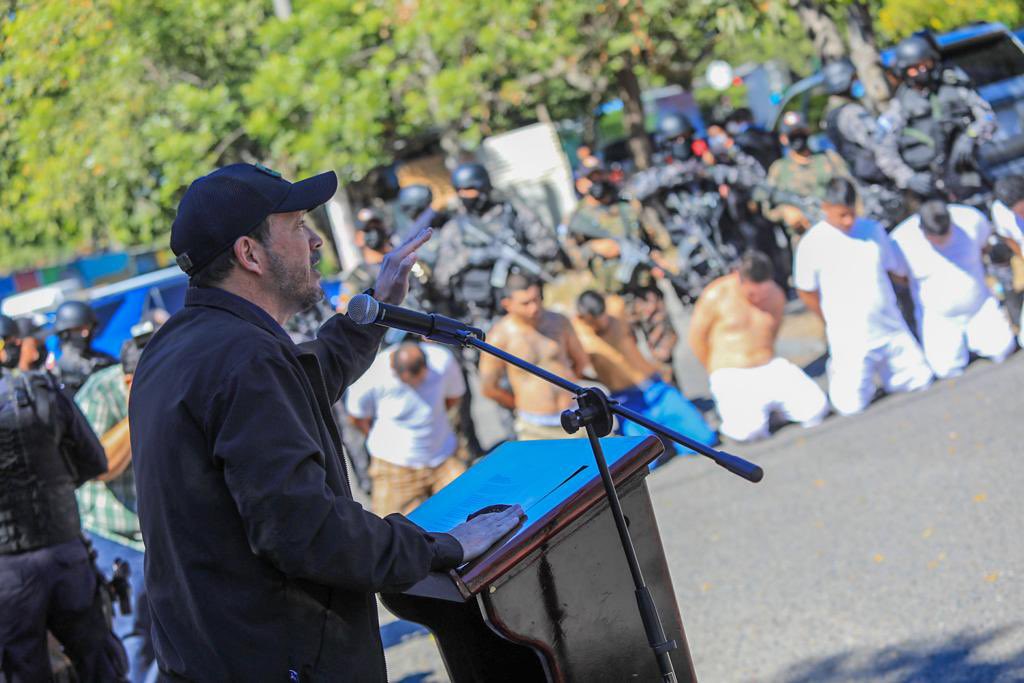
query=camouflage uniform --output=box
[566,199,678,366]
[825,98,904,227]
[876,73,996,194]
[764,149,853,227]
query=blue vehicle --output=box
[773,22,1024,177]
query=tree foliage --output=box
[878,0,1023,40]
[0,0,1003,270]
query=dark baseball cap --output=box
[171,163,338,276]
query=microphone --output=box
[347,294,484,346]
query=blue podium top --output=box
[408,436,650,545]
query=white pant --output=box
[709,358,830,442]
[920,297,1016,379]
[828,331,933,416]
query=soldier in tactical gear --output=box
[822,59,905,227]
[0,314,128,683]
[433,162,562,331]
[876,34,996,203]
[433,163,562,455]
[702,123,791,284]
[53,300,116,396]
[764,110,853,235]
[566,163,680,370]
[628,112,709,204]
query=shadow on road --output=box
[774,626,1024,683]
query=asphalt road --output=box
[380,352,1024,682]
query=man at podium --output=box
[130,164,522,683]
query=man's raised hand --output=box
[374,226,433,305]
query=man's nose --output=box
[306,226,324,249]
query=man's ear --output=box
[233,236,265,275]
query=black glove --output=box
[950,134,976,169]
[906,173,933,196]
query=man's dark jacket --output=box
[129,287,463,682]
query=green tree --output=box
[0,0,267,271]
[878,0,1023,39]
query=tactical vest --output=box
[0,371,82,554]
[895,81,974,172]
[825,103,887,185]
[454,207,516,314]
[57,348,115,396]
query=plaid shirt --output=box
[75,364,144,551]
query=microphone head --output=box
[347,293,379,325]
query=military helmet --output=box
[355,207,385,230]
[823,59,857,96]
[0,314,18,340]
[397,185,433,216]
[657,112,693,141]
[893,35,940,72]
[778,110,810,136]
[451,163,492,192]
[53,300,98,335]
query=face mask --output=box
[461,193,490,215]
[670,141,692,161]
[708,134,729,155]
[907,65,936,88]
[63,335,89,354]
[726,121,749,136]
[850,80,866,99]
[788,134,810,154]
[362,226,389,251]
[588,181,618,204]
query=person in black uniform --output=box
[53,301,116,395]
[0,314,127,683]
[129,163,521,682]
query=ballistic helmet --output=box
[657,112,693,141]
[397,185,433,216]
[893,35,940,72]
[451,163,492,193]
[53,301,98,335]
[823,59,857,96]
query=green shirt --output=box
[74,364,144,551]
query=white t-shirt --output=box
[991,200,1024,250]
[345,343,465,468]
[891,204,993,319]
[794,218,907,351]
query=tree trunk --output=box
[616,65,653,170]
[789,0,846,62]
[845,0,892,112]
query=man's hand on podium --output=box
[448,504,525,563]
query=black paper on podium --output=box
[407,436,648,546]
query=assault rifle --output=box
[456,217,553,288]
[753,185,825,226]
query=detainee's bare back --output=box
[693,273,785,373]
[572,315,661,393]
[485,311,581,415]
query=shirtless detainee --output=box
[573,290,717,457]
[688,251,829,441]
[480,274,590,440]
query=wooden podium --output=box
[381,435,698,682]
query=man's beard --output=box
[267,249,323,314]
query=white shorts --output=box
[828,331,933,416]
[709,358,830,442]
[921,296,1016,379]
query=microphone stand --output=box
[450,329,764,683]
